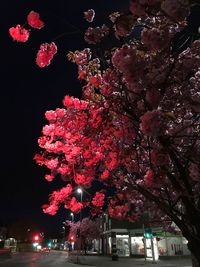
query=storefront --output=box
[4,238,17,252]
[102,228,190,258]
[116,235,130,257]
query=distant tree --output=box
[8,219,39,243]
[65,218,101,254]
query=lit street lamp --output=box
[70,212,74,222]
[76,187,83,260]
[77,187,83,221]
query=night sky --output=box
[0,0,129,233]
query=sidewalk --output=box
[68,254,192,267]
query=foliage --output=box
[65,217,101,251]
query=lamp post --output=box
[76,187,83,262]
[70,212,74,222]
[77,188,83,221]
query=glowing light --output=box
[34,235,39,241]
[77,188,82,194]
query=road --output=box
[0,251,192,267]
[0,251,74,267]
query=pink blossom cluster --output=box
[84,9,95,23]
[50,184,73,203]
[92,192,105,207]
[74,172,94,186]
[9,25,30,42]
[9,11,44,42]
[108,202,129,219]
[27,11,44,29]
[141,27,170,51]
[84,25,109,44]
[140,110,163,136]
[68,48,92,66]
[42,203,58,215]
[161,0,189,21]
[112,44,145,91]
[144,169,154,187]
[129,0,161,17]
[36,42,57,68]
[64,197,83,213]
[63,95,88,110]
[100,169,110,180]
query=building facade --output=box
[100,215,190,258]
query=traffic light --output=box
[69,235,74,242]
[76,228,80,238]
[47,242,52,247]
[33,235,39,241]
[144,228,152,239]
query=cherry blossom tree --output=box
[9,1,200,265]
[65,218,101,254]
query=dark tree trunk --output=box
[187,240,200,267]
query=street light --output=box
[76,187,83,260]
[77,187,83,221]
[70,212,74,222]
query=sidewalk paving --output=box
[68,254,192,267]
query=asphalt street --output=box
[0,251,192,267]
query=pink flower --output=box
[100,169,110,180]
[84,25,109,44]
[45,110,57,121]
[59,184,73,199]
[42,203,58,215]
[34,153,45,165]
[57,164,71,175]
[45,174,55,182]
[74,173,93,186]
[88,74,102,87]
[36,42,57,68]
[9,25,30,42]
[55,108,66,118]
[108,203,129,218]
[141,28,170,51]
[42,124,55,136]
[144,169,154,186]
[73,98,88,110]
[105,152,118,170]
[65,197,83,213]
[63,95,74,108]
[84,9,95,23]
[92,192,105,207]
[73,48,91,65]
[140,110,163,136]
[161,0,189,21]
[27,11,44,29]
[45,158,59,169]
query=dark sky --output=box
[0,0,129,233]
